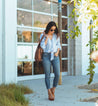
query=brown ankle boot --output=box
[48,89,54,101]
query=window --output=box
[17,0,68,77]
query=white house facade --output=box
[0,0,98,84]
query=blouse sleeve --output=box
[56,37,62,51]
[40,33,47,50]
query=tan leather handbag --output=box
[34,32,45,62]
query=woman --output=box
[40,21,62,101]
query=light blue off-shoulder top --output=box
[40,33,62,61]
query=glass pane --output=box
[53,17,67,30]
[34,13,51,28]
[33,0,51,13]
[33,45,38,60]
[53,17,58,27]
[17,10,32,26]
[33,32,42,43]
[17,45,32,59]
[34,61,44,74]
[62,32,67,44]
[17,61,32,76]
[62,60,68,72]
[53,2,58,15]
[62,18,67,30]
[17,0,32,10]
[53,2,67,16]
[62,46,67,58]
[62,4,67,16]
[17,28,32,42]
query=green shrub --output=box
[0,83,33,106]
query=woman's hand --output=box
[54,48,60,57]
[43,32,48,38]
[54,52,58,57]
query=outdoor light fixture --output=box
[48,1,50,4]
[90,50,98,63]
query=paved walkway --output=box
[18,74,98,106]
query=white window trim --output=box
[17,0,69,81]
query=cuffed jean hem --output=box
[47,87,51,89]
[46,85,57,89]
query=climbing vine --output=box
[66,0,98,84]
[86,31,98,84]
[65,1,81,39]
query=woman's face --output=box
[48,26,56,35]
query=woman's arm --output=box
[54,37,61,56]
[40,33,49,50]
[44,36,49,45]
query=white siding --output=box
[1,0,17,84]
[0,0,2,84]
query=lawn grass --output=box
[0,83,33,106]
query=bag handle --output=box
[39,32,46,44]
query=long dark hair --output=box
[44,21,59,39]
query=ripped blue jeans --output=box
[42,52,60,89]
